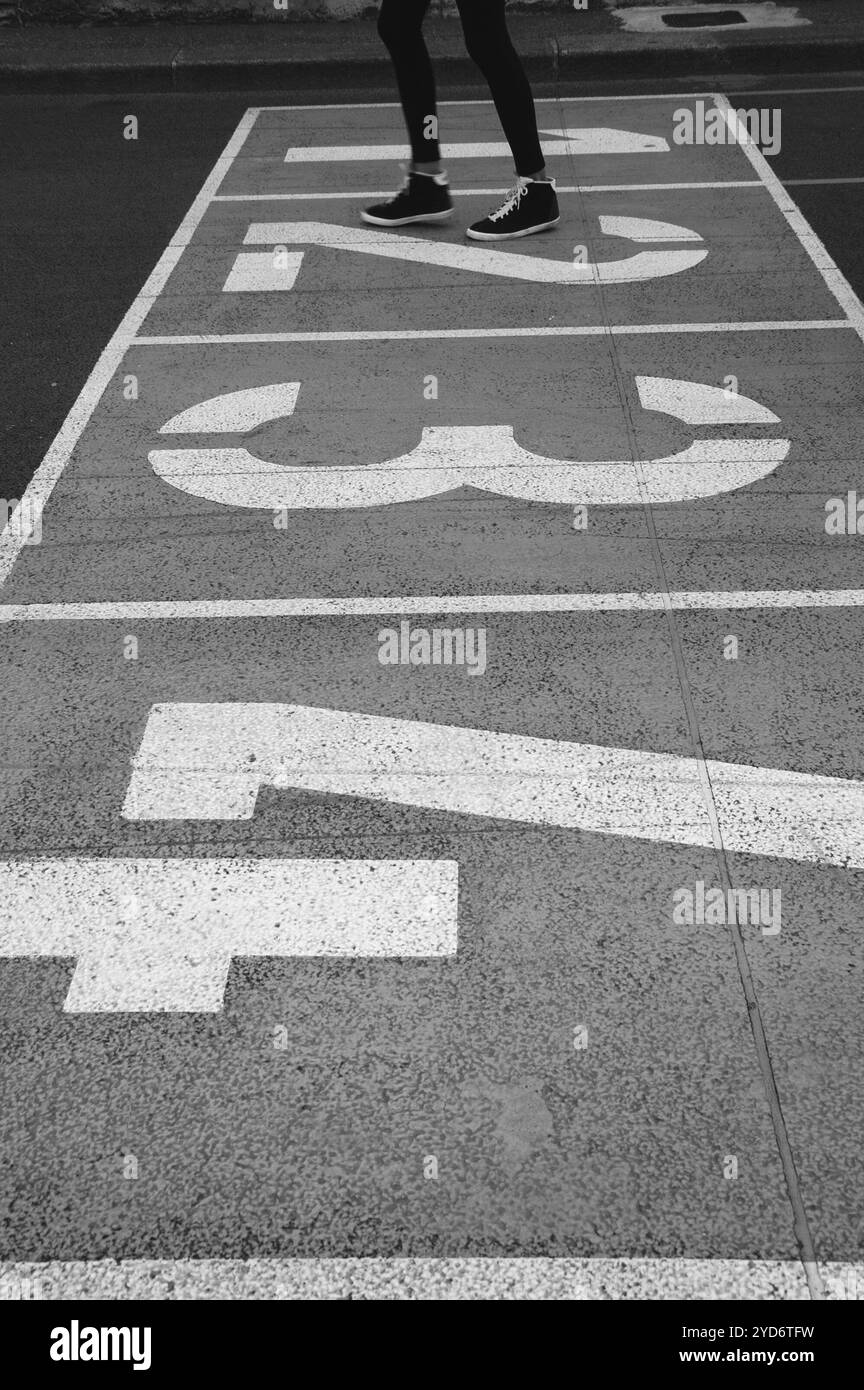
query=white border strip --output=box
[0,1258,815,1301]
[256,94,723,110]
[133,320,850,346]
[0,109,261,592]
[716,95,864,345]
[3,590,863,623]
[213,181,762,201]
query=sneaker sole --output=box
[466,216,561,242]
[360,208,454,227]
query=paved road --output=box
[1,74,864,1301]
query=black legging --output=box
[377,0,545,179]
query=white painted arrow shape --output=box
[150,374,788,510]
[242,217,706,285]
[283,128,670,162]
[124,703,864,871]
[0,858,458,1012]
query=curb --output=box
[2,20,864,93]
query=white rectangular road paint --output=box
[223,250,304,293]
[124,703,864,871]
[3,588,864,623]
[0,1257,819,1301]
[0,858,458,1012]
[284,129,670,161]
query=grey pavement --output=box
[2,80,864,1303]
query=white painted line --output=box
[214,182,763,201]
[715,94,864,345]
[255,95,722,110]
[0,858,458,1012]
[133,319,850,345]
[242,218,706,286]
[223,250,304,293]
[3,590,863,623]
[124,702,864,871]
[0,108,261,593]
[284,128,670,162]
[0,1257,815,1301]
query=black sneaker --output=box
[361,169,453,227]
[467,177,560,241]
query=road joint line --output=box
[131,320,852,346]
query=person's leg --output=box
[455,0,545,179]
[377,0,441,171]
[361,0,453,226]
[457,0,560,239]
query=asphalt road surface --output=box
[1,72,864,1302]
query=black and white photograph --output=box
[0,0,862,1358]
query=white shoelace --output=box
[488,182,528,222]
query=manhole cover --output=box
[610,5,809,36]
[662,9,746,25]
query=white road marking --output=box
[152,430,787,510]
[2,590,864,623]
[149,373,787,510]
[242,218,706,285]
[284,128,670,162]
[257,94,725,109]
[715,95,864,344]
[638,375,779,423]
[160,382,301,434]
[594,215,703,243]
[223,250,304,293]
[134,319,851,344]
[0,108,261,592]
[124,702,864,870]
[214,182,763,200]
[0,858,458,1013]
[0,1257,817,1300]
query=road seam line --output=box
[131,320,852,345]
[594,96,826,1298]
